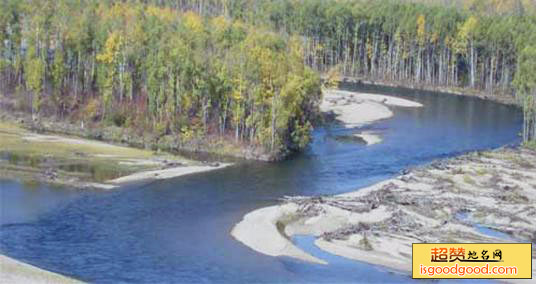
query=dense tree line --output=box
[138,0,536,143]
[0,0,321,158]
[1,0,536,153]
[251,0,536,143]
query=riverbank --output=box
[321,89,423,127]
[320,89,422,145]
[0,255,81,283]
[337,76,518,106]
[232,146,536,276]
[0,121,229,190]
[0,98,282,162]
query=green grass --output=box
[0,121,189,183]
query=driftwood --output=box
[281,182,406,216]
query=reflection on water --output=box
[0,84,522,283]
[0,151,132,182]
[1,151,44,168]
[56,163,129,181]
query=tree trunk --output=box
[470,41,475,88]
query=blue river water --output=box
[0,84,522,283]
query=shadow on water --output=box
[1,151,44,168]
[0,83,523,283]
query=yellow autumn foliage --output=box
[417,14,426,46]
[183,11,203,33]
[211,16,229,34]
[146,6,175,23]
[96,31,121,64]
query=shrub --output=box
[83,99,101,122]
[111,111,127,127]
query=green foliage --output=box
[3,0,536,155]
[514,46,536,96]
[514,46,536,142]
[51,48,66,92]
[0,1,322,158]
[23,46,44,114]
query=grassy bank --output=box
[0,119,223,189]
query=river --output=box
[0,84,522,283]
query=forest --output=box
[249,0,536,143]
[0,0,322,159]
[1,0,536,159]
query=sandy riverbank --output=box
[109,163,230,184]
[0,255,82,283]
[231,147,536,276]
[0,121,230,189]
[321,89,422,128]
[353,131,382,145]
[231,204,326,264]
[320,89,422,146]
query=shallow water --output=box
[0,84,522,283]
[455,212,520,242]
